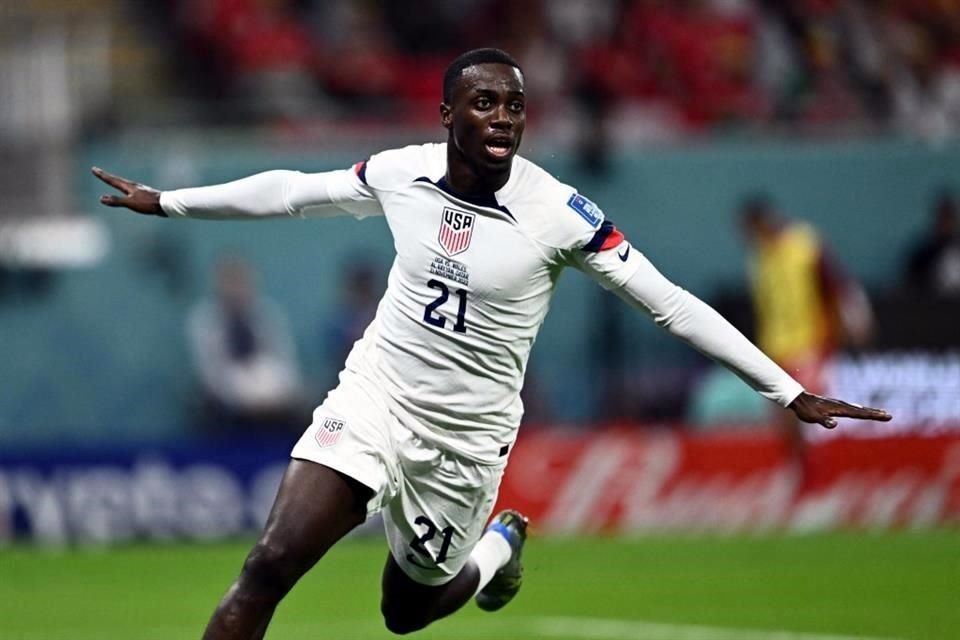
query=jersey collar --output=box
[414,176,516,221]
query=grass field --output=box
[3,531,958,640]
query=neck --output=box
[445,141,511,195]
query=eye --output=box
[509,101,525,113]
[475,97,492,110]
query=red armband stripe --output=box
[599,228,625,250]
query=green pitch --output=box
[3,531,957,640]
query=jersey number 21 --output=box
[423,279,467,333]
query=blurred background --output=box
[1,1,958,639]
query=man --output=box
[739,195,874,468]
[188,256,306,434]
[905,190,960,296]
[94,48,890,639]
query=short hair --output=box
[442,48,522,103]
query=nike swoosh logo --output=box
[618,246,630,262]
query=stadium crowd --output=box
[155,0,960,140]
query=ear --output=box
[440,102,453,130]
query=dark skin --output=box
[93,62,891,639]
[441,63,526,195]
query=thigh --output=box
[255,458,372,564]
[382,438,505,586]
[290,370,401,517]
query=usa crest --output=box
[438,207,475,256]
[315,417,345,448]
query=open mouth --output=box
[484,138,513,160]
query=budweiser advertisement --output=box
[496,429,960,534]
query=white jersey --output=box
[333,143,642,462]
[161,142,804,463]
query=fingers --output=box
[793,393,892,428]
[819,397,892,422]
[845,407,892,422]
[829,400,891,422]
[93,166,139,209]
[91,166,133,194]
[99,194,127,207]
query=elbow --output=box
[653,312,674,330]
[653,287,691,329]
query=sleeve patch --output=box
[566,193,603,227]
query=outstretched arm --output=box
[580,248,890,428]
[93,164,380,220]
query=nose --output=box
[491,104,512,129]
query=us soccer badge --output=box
[438,207,475,256]
[315,417,345,448]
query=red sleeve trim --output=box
[599,227,625,250]
[352,161,368,184]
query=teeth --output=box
[486,141,511,158]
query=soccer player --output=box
[93,48,891,639]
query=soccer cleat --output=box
[475,509,529,612]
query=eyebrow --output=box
[471,88,525,96]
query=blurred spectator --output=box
[738,194,873,471]
[904,190,960,296]
[187,256,307,435]
[324,260,381,371]
[175,0,319,119]
[313,3,403,112]
[381,0,474,53]
[891,49,960,143]
[125,0,960,137]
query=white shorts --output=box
[290,369,506,586]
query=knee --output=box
[381,603,428,635]
[238,539,305,598]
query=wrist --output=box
[156,191,175,217]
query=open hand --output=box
[788,391,891,429]
[92,167,166,216]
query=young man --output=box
[94,48,890,639]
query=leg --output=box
[380,554,480,635]
[376,436,526,634]
[202,459,372,640]
[379,509,528,634]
